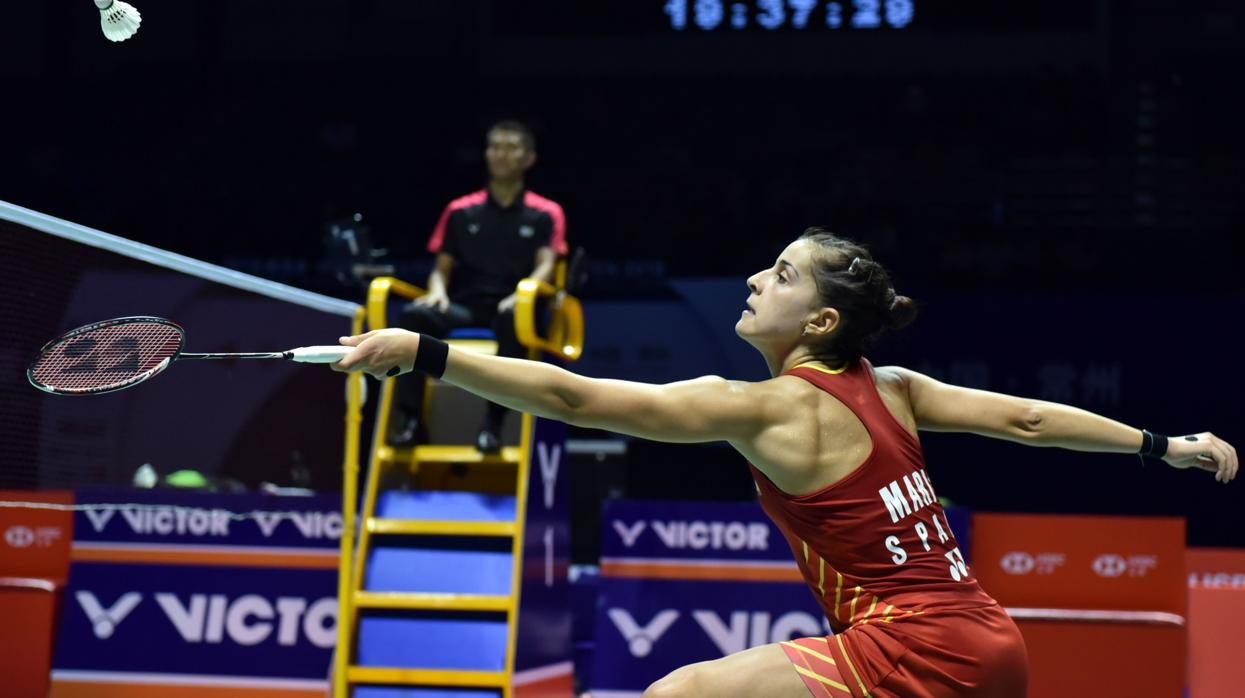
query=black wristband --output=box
[1139,429,1169,459]
[412,335,449,379]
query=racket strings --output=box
[31,321,181,391]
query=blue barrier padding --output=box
[359,493,516,685]
[570,566,600,690]
[447,328,495,340]
[354,689,500,698]
[377,491,517,523]
[570,567,600,644]
[366,542,513,594]
[356,610,508,671]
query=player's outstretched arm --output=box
[882,365,1238,483]
[334,329,780,444]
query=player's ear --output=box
[804,307,841,339]
[522,151,537,170]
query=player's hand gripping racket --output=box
[27,316,350,396]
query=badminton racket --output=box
[28,316,350,396]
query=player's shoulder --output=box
[680,373,807,400]
[743,374,824,408]
[871,364,912,387]
[868,365,921,405]
[744,375,832,429]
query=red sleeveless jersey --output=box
[751,360,1028,697]
[750,360,999,630]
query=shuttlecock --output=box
[133,463,158,488]
[95,0,141,42]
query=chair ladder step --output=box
[378,445,523,466]
[367,518,516,537]
[346,666,507,688]
[354,591,512,613]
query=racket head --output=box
[27,317,186,396]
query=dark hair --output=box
[487,120,536,153]
[798,227,918,363]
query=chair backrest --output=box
[365,245,586,360]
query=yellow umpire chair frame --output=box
[334,256,583,698]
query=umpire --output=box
[393,120,568,452]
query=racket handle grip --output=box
[287,346,353,363]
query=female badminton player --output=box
[333,228,1237,698]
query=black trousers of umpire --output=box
[394,301,525,433]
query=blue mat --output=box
[365,542,513,595]
[354,686,500,698]
[377,491,517,523]
[359,486,516,682]
[446,328,496,340]
[356,610,508,671]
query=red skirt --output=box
[780,604,1028,698]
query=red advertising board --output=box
[0,489,74,581]
[1187,547,1245,590]
[973,513,1185,614]
[1187,547,1245,698]
[972,513,1186,698]
[0,490,74,698]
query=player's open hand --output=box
[332,329,419,379]
[1164,432,1238,483]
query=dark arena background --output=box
[1,2,1241,697]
